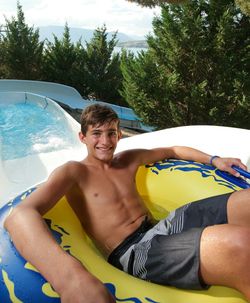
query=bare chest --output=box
[79,167,137,207]
[66,163,149,253]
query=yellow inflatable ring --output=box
[0,159,249,303]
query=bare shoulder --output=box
[52,160,86,177]
[114,149,147,167]
[114,147,170,167]
[17,160,87,213]
[40,160,87,195]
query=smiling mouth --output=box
[96,146,112,151]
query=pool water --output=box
[0,102,76,161]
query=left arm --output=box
[125,146,248,177]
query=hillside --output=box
[37,25,144,44]
[117,40,148,48]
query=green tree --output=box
[235,0,250,15]
[42,23,85,93]
[0,29,7,77]
[1,2,43,79]
[121,0,250,129]
[83,25,127,106]
[126,0,186,7]
[126,0,250,16]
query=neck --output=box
[84,155,114,169]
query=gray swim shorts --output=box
[108,193,231,290]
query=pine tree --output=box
[121,0,250,129]
[235,0,250,15]
[0,29,6,77]
[42,23,83,90]
[126,0,186,7]
[126,0,250,15]
[2,2,43,79]
[83,25,127,106]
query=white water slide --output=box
[1,81,250,207]
[0,91,84,206]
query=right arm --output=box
[4,162,115,303]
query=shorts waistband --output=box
[108,217,154,270]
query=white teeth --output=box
[97,147,111,150]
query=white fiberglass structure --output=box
[0,91,84,206]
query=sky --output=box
[0,0,161,38]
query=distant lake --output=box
[114,46,148,56]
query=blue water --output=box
[114,46,147,53]
[0,102,75,161]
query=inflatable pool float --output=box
[0,159,249,303]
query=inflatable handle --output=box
[232,166,250,179]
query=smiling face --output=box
[79,121,122,163]
[80,104,120,136]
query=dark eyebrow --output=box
[91,128,117,132]
[90,126,118,134]
[91,130,101,133]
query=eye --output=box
[109,131,117,137]
[92,132,101,137]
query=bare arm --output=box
[124,146,247,177]
[4,162,115,303]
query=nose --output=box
[100,133,110,145]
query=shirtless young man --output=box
[4,104,250,303]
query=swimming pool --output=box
[0,92,83,206]
[0,102,77,161]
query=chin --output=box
[96,153,113,162]
[96,149,114,159]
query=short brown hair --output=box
[80,103,120,134]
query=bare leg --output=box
[199,189,250,300]
[227,188,250,227]
[200,189,250,302]
[200,224,250,301]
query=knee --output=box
[231,228,250,296]
[200,225,250,292]
[229,228,250,263]
[242,187,250,199]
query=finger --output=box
[232,165,250,179]
[229,158,247,172]
[109,293,116,303]
[227,166,241,177]
[234,160,247,169]
[235,164,248,173]
[238,162,248,171]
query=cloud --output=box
[0,0,161,37]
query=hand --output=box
[212,157,248,177]
[60,272,116,303]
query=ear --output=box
[78,131,86,144]
[118,130,122,140]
